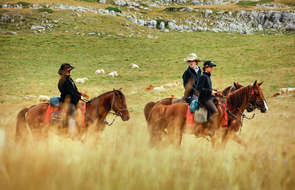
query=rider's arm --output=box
[182,71,190,88]
[198,75,212,96]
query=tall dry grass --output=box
[0,96,295,190]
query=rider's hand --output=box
[216,91,223,96]
[82,94,89,99]
[80,90,89,99]
[211,91,216,96]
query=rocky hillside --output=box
[1,0,295,36]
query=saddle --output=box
[189,97,228,126]
[44,97,87,127]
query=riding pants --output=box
[201,97,218,119]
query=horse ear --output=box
[253,80,257,86]
[234,82,238,88]
[258,81,263,86]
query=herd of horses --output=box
[15,81,268,149]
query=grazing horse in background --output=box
[15,89,130,142]
[212,81,268,148]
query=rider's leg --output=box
[68,104,77,137]
[203,97,218,118]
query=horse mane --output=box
[227,85,251,111]
[88,89,124,103]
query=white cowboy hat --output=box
[184,53,201,62]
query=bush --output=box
[156,19,168,29]
[164,7,185,12]
[17,1,31,8]
[105,7,121,13]
[38,8,54,13]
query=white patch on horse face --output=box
[263,100,269,112]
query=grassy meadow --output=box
[1,3,295,190]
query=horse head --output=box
[224,82,258,113]
[112,88,130,121]
[248,81,268,113]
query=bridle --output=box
[109,91,129,117]
[91,90,128,126]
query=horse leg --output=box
[221,128,232,149]
[148,122,162,147]
[231,133,248,149]
[211,128,226,149]
[15,108,29,143]
[167,118,184,148]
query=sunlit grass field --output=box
[1,5,295,190]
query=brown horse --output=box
[144,82,244,147]
[147,101,224,147]
[145,81,267,147]
[144,82,243,122]
[15,89,130,142]
[214,81,268,148]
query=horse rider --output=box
[57,63,89,134]
[197,60,222,119]
[182,53,202,104]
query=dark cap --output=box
[203,60,216,67]
[58,63,75,75]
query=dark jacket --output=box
[197,72,214,102]
[58,76,81,106]
[182,66,201,98]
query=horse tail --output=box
[15,108,29,143]
[144,101,156,121]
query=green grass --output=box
[1,31,294,104]
[0,10,294,105]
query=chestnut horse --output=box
[15,89,130,142]
[145,81,267,147]
[144,82,244,122]
[213,81,268,148]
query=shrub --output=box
[156,19,169,29]
[105,7,121,13]
[17,1,31,8]
[38,8,54,13]
[164,7,185,12]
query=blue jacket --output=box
[182,66,201,98]
[58,76,81,106]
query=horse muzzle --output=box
[120,110,130,121]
